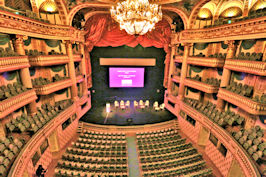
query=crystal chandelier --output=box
[110,0,162,35]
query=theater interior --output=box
[0,0,265,176]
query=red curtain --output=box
[84,14,172,87]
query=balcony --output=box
[187,56,225,68]
[29,55,69,66]
[217,88,266,115]
[180,16,266,43]
[174,55,183,63]
[171,75,180,83]
[0,10,84,42]
[0,89,37,119]
[224,59,266,76]
[34,79,72,95]
[73,54,82,62]
[184,78,219,93]
[0,56,30,73]
[180,101,260,177]
[76,75,84,83]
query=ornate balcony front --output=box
[187,56,225,68]
[224,59,266,76]
[217,88,266,115]
[184,78,219,93]
[0,10,84,42]
[73,54,82,62]
[0,56,30,73]
[0,89,37,119]
[174,55,183,63]
[29,55,69,66]
[180,16,266,43]
[171,75,180,83]
[34,79,72,95]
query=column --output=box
[217,40,238,110]
[84,47,92,88]
[65,40,78,102]
[80,43,88,96]
[167,44,177,94]
[178,43,192,100]
[12,35,37,114]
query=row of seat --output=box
[0,47,19,57]
[31,75,69,86]
[0,82,28,101]
[235,52,263,61]
[226,81,253,98]
[25,49,63,56]
[203,78,221,86]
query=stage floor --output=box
[81,104,176,126]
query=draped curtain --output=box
[84,14,172,87]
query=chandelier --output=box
[110,0,162,35]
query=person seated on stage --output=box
[145,100,149,107]
[120,100,125,110]
[114,101,119,108]
[160,103,165,110]
[36,165,46,177]
[153,101,159,109]
[125,100,130,108]
[134,101,138,108]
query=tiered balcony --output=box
[180,101,260,177]
[34,79,72,95]
[174,55,183,63]
[187,56,225,68]
[28,55,69,66]
[180,16,266,43]
[0,89,37,119]
[76,74,84,83]
[217,88,266,115]
[9,104,76,177]
[184,78,219,93]
[171,75,180,83]
[224,59,266,76]
[73,54,82,62]
[0,56,30,73]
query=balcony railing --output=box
[0,10,84,42]
[8,104,76,177]
[34,79,72,95]
[217,88,266,115]
[184,78,220,93]
[29,55,69,66]
[174,55,183,63]
[180,101,260,177]
[224,59,266,76]
[0,89,37,119]
[180,16,266,43]
[187,56,225,68]
[76,75,84,83]
[171,75,180,83]
[0,56,30,73]
[73,54,82,62]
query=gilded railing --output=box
[0,89,37,119]
[217,88,266,115]
[187,56,225,68]
[184,78,219,93]
[34,79,72,95]
[0,56,30,73]
[28,55,69,66]
[0,10,84,42]
[8,104,76,177]
[180,16,266,43]
[180,102,260,177]
[224,59,266,76]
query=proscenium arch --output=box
[162,6,189,30]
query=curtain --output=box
[84,14,171,87]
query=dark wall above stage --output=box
[90,45,166,105]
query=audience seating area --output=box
[0,47,19,57]
[136,128,212,177]
[234,52,263,61]
[193,53,227,59]
[203,78,221,86]
[32,74,68,86]
[25,49,64,56]
[55,131,128,177]
[0,82,28,101]
[226,82,253,98]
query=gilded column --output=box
[12,35,37,114]
[80,43,88,96]
[167,44,177,94]
[178,43,192,100]
[65,40,78,101]
[217,40,238,110]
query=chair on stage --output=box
[114,101,119,108]
[120,100,125,110]
[125,100,130,108]
[134,101,138,108]
[145,100,149,107]
[160,103,165,110]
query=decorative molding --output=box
[0,89,37,119]
[217,88,266,115]
[73,54,82,62]
[180,16,266,43]
[0,56,30,73]
[172,75,181,83]
[224,59,266,76]
[184,78,220,93]
[174,55,183,63]
[76,75,84,83]
[187,56,225,68]
[28,55,69,66]
[34,79,72,95]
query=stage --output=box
[81,102,176,126]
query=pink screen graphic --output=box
[109,68,144,88]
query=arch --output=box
[54,0,69,25]
[217,0,244,16]
[201,1,217,15]
[162,6,189,29]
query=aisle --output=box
[126,135,141,177]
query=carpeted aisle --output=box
[126,136,141,177]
